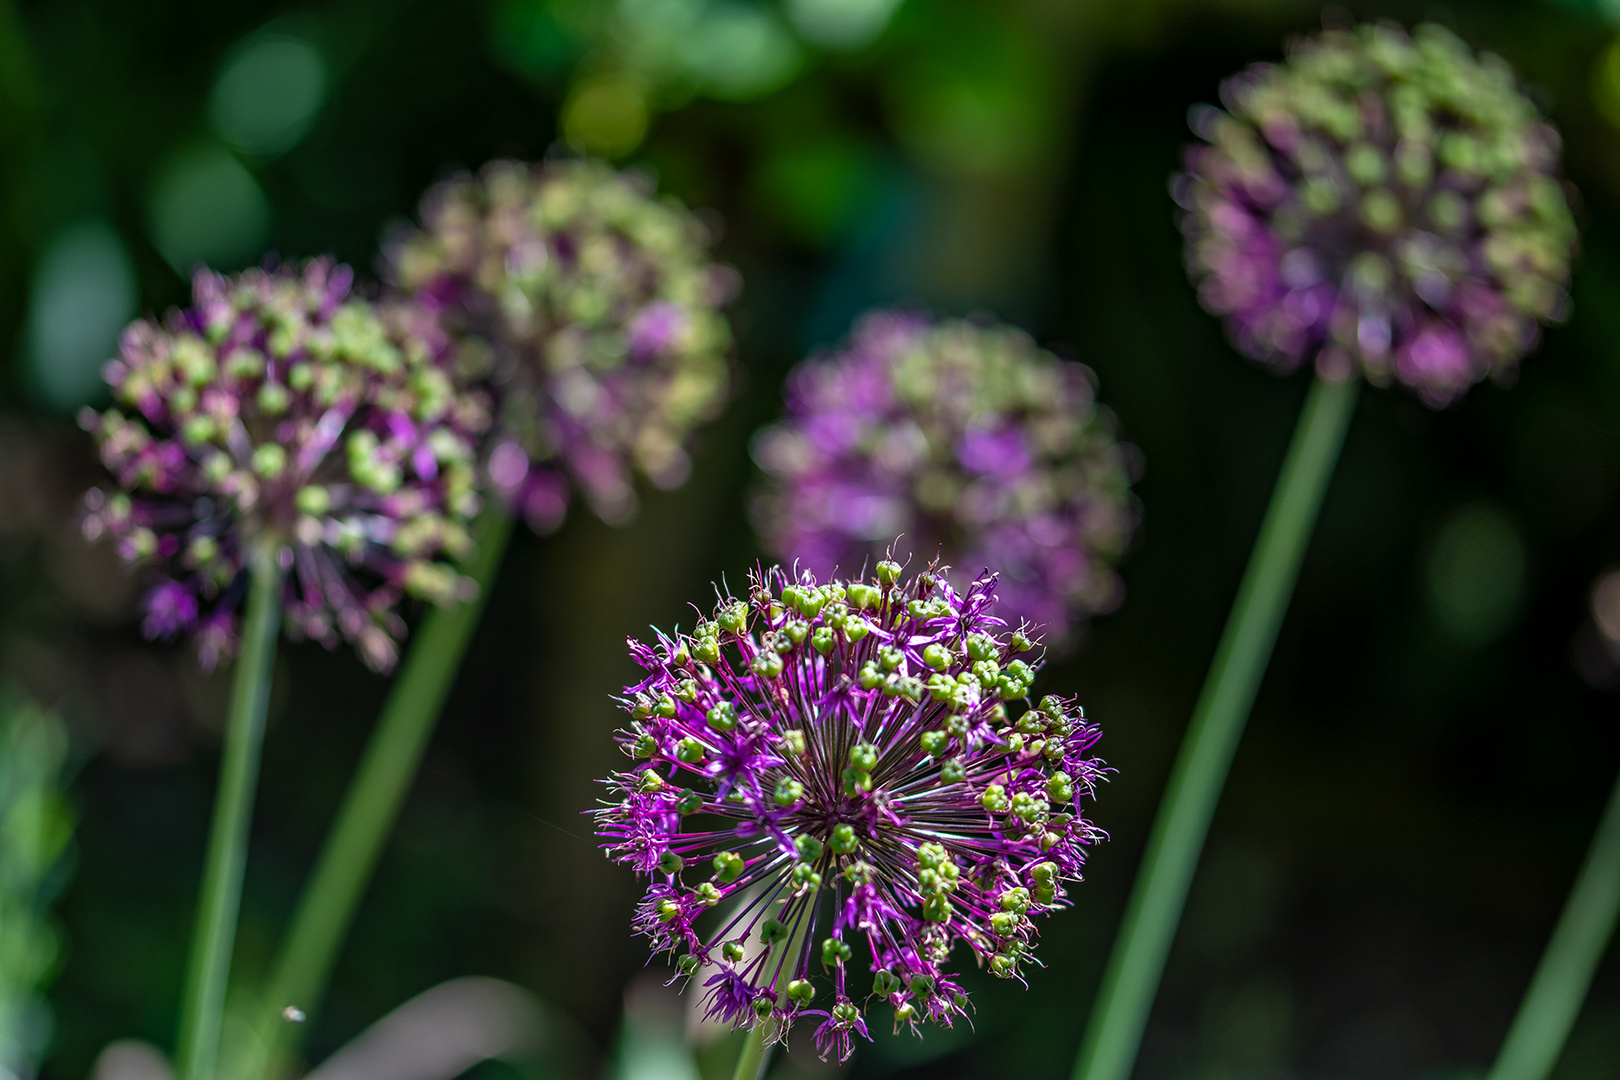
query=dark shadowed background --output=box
[1,0,1618,1078]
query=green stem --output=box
[1487,768,1620,1080]
[244,506,514,1080]
[176,544,282,1080]
[730,1024,773,1080]
[1072,375,1359,1080]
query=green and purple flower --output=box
[81,259,489,671]
[596,562,1106,1060]
[1177,21,1575,406]
[386,157,734,531]
[753,311,1136,643]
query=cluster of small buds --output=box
[753,311,1136,643]
[595,561,1107,1061]
[386,157,735,531]
[1177,21,1576,407]
[80,259,489,672]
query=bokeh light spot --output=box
[21,218,136,413]
[786,0,902,51]
[1425,502,1527,646]
[146,144,270,275]
[562,74,649,158]
[676,3,801,101]
[209,35,328,157]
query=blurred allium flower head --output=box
[81,259,489,672]
[752,311,1136,643]
[596,561,1106,1060]
[386,157,735,532]
[1177,21,1575,407]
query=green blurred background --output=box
[2,0,1620,1077]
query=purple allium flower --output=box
[386,158,735,532]
[80,259,490,672]
[752,312,1137,643]
[595,561,1107,1060]
[1177,21,1576,407]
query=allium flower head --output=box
[596,562,1106,1060]
[387,157,734,531]
[81,259,489,672]
[1177,21,1576,407]
[752,311,1136,642]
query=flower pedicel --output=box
[597,562,1106,1061]
[81,259,488,672]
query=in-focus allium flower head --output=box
[752,312,1136,643]
[596,562,1106,1061]
[386,157,735,532]
[81,259,489,672]
[1177,21,1576,407]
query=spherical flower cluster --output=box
[1177,21,1575,406]
[596,562,1106,1061]
[752,311,1136,642]
[81,259,489,672]
[387,157,734,531]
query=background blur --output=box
[2,0,1620,1078]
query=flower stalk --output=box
[244,505,515,1080]
[176,543,282,1080]
[1072,375,1357,1080]
[1487,768,1620,1080]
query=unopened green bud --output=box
[787,979,815,1004]
[632,733,657,758]
[750,651,783,678]
[832,1000,860,1024]
[706,702,737,732]
[940,759,965,785]
[677,954,700,976]
[796,835,825,861]
[676,790,704,815]
[919,730,948,756]
[811,626,837,655]
[781,729,807,756]
[716,601,748,633]
[843,617,871,642]
[872,970,901,996]
[830,823,857,853]
[760,918,788,945]
[676,737,705,764]
[723,940,746,963]
[875,560,902,584]
[774,778,804,806]
[713,851,745,882]
[252,443,287,478]
[656,898,681,922]
[658,850,684,874]
[849,743,879,771]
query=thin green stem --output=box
[1487,768,1620,1080]
[1073,375,1359,1080]
[244,506,514,1080]
[731,1023,773,1080]
[176,544,282,1080]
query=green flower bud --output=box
[830,823,858,854]
[787,979,815,1004]
[750,651,784,678]
[774,778,804,806]
[939,759,965,785]
[919,730,948,757]
[706,702,737,732]
[872,970,901,996]
[849,743,879,771]
[677,954,700,976]
[676,790,704,814]
[760,918,788,945]
[658,850,684,874]
[723,940,746,963]
[810,626,837,655]
[781,729,807,756]
[676,737,705,764]
[713,851,745,883]
[796,834,825,861]
[875,560,902,584]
